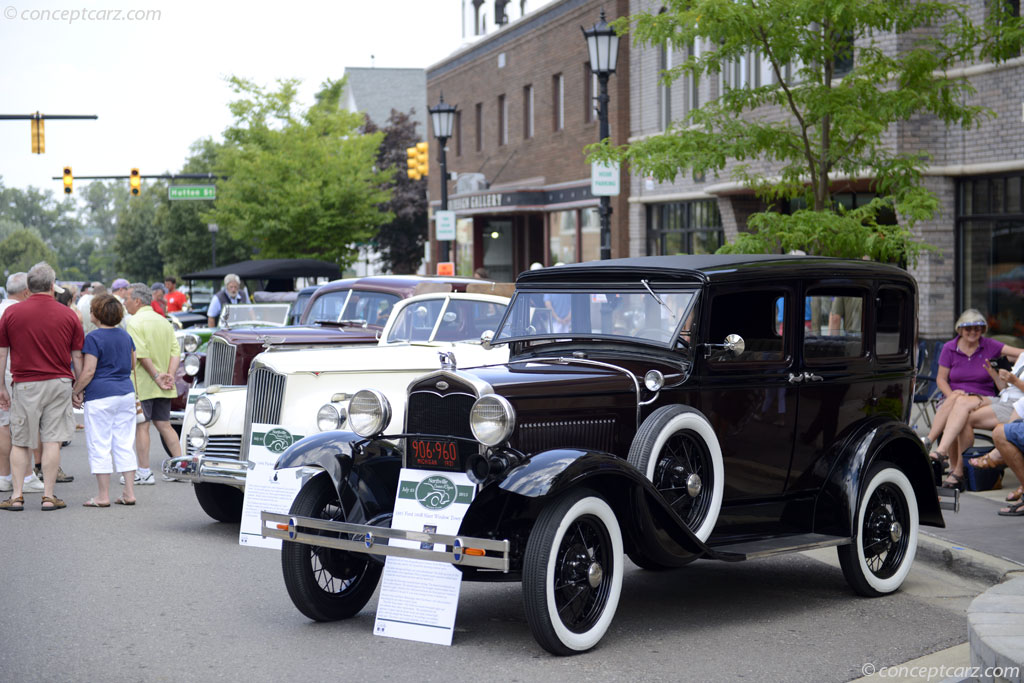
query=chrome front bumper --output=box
[162,454,247,488]
[260,512,510,572]
[170,409,185,427]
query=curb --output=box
[917,533,1024,585]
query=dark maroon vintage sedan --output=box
[203,275,487,387]
[262,255,953,655]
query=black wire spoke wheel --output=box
[653,431,714,530]
[553,515,614,634]
[281,473,382,621]
[860,482,910,579]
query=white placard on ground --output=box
[239,423,307,548]
[373,469,475,646]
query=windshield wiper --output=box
[640,279,676,322]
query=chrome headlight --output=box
[187,425,208,451]
[348,389,391,437]
[182,334,200,353]
[644,369,665,392]
[317,403,346,432]
[183,353,201,377]
[194,396,218,426]
[470,395,516,447]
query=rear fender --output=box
[815,419,944,536]
[274,430,402,521]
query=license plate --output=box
[408,438,461,471]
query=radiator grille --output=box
[187,434,243,459]
[241,367,287,462]
[205,337,237,386]
[512,418,616,455]
[406,392,475,439]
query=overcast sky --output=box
[0,0,555,196]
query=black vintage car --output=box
[261,255,954,656]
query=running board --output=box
[709,533,850,561]
[937,486,960,513]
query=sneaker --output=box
[161,473,176,482]
[0,478,11,492]
[34,465,43,480]
[55,467,74,483]
[22,474,44,493]
[136,472,156,486]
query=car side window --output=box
[876,288,908,356]
[708,290,786,363]
[804,290,865,359]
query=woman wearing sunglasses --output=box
[922,309,1023,490]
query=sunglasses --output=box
[959,324,985,331]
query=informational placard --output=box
[373,469,475,646]
[435,210,456,240]
[436,261,455,276]
[239,423,306,548]
[591,160,620,196]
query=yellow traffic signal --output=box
[30,115,45,154]
[63,166,72,194]
[129,168,141,196]
[406,145,421,180]
[415,141,429,178]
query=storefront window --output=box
[646,199,723,255]
[581,208,600,262]
[549,210,578,264]
[958,176,1024,339]
[483,219,515,282]
[455,218,475,277]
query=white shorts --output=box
[83,393,138,474]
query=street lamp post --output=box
[208,223,218,268]
[582,10,620,260]
[429,94,457,264]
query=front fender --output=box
[489,448,708,562]
[274,430,403,521]
[815,419,944,536]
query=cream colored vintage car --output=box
[164,290,510,522]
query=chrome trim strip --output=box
[162,455,247,487]
[260,512,510,572]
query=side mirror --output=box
[703,333,745,359]
[480,330,494,350]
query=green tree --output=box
[0,178,84,273]
[0,228,58,274]
[157,138,251,277]
[595,0,1024,264]
[364,109,428,274]
[205,77,394,269]
[113,181,167,282]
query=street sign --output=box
[435,210,456,240]
[436,262,455,276]
[169,185,216,200]
[591,161,620,196]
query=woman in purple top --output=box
[71,294,138,507]
[925,308,1024,489]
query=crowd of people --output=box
[0,263,182,511]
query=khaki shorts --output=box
[10,377,75,449]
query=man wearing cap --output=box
[150,282,168,317]
[0,262,84,511]
[111,278,130,303]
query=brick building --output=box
[426,0,630,281]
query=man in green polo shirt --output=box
[125,283,180,485]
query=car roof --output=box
[515,255,912,286]
[311,275,486,297]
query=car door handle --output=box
[788,373,804,384]
[803,372,823,382]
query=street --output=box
[0,428,1000,683]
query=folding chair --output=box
[912,339,944,429]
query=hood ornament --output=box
[438,351,457,371]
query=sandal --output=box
[114,496,136,506]
[930,451,949,464]
[970,452,1006,470]
[942,473,966,492]
[40,496,66,511]
[82,498,110,508]
[998,500,1024,517]
[1007,486,1023,503]
[0,495,25,512]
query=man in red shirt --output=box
[0,262,84,511]
[164,277,187,313]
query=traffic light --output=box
[415,141,429,178]
[30,116,45,154]
[63,166,72,194]
[129,168,141,196]
[406,145,421,180]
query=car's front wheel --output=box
[281,473,382,621]
[838,462,919,597]
[522,489,623,656]
[193,482,243,523]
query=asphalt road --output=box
[0,429,991,682]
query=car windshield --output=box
[387,297,508,344]
[494,287,697,346]
[222,304,291,327]
[304,289,401,326]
